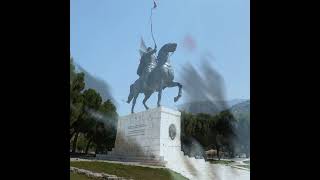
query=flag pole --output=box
[150,1,157,48]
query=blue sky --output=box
[70,0,250,115]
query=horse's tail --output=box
[127,84,134,103]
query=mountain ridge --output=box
[177,99,249,116]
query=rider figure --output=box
[137,44,157,88]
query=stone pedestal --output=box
[105,106,181,163]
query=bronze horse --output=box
[127,43,182,113]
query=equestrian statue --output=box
[127,38,182,113]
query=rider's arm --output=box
[147,47,157,56]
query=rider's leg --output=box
[157,81,163,107]
[142,71,150,89]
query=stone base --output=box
[99,107,250,180]
[101,106,181,166]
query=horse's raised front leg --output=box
[167,81,182,102]
[131,95,138,114]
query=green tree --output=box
[70,73,85,128]
[71,89,102,153]
[215,110,237,158]
[93,100,118,154]
[181,112,213,157]
[180,110,239,159]
[234,114,250,157]
[81,99,118,154]
[84,120,97,154]
[70,57,85,134]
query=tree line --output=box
[70,57,118,154]
[181,110,250,159]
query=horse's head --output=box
[157,43,177,65]
[161,43,177,53]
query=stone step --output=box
[102,157,163,162]
[98,155,164,161]
[138,161,167,167]
[95,155,167,166]
[103,157,164,162]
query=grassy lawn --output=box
[70,172,97,180]
[70,161,188,180]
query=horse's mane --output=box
[156,44,170,66]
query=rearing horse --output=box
[127,43,182,113]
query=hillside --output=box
[230,100,250,121]
[177,99,248,116]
